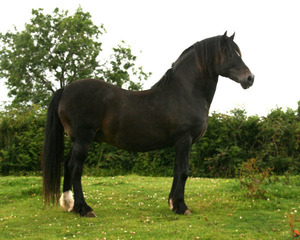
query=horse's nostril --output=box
[247,74,254,83]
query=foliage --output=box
[255,106,300,174]
[1,176,299,239]
[238,158,274,198]
[190,104,300,178]
[0,105,46,175]
[0,7,151,107]
[83,143,174,177]
[0,102,299,177]
[101,40,151,90]
[286,211,300,238]
[0,7,103,106]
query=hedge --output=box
[0,102,299,177]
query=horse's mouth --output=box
[241,81,252,89]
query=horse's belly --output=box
[97,118,208,152]
[95,119,174,152]
[117,128,174,152]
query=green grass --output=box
[0,175,299,239]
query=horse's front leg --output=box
[169,135,192,215]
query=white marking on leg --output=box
[169,199,174,210]
[59,190,74,212]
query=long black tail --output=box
[42,88,65,205]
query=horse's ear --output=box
[222,31,228,42]
[230,32,235,41]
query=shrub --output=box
[0,102,299,176]
[0,105,46,175]
[238,158,274,198]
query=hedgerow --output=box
[0,102,299,177]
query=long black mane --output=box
[151,68,173,89]
[151,35,242,89]
[151,44,195,90]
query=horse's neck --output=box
[172,60,218,109]
[151,48,218,109]
[196,74,219,107]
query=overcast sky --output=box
[0,0,299,116]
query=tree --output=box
[0,7,150,107]
[102,40,150,91]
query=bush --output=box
[0,105,46,175]
[0,102,299,176]
[190,105,300,177]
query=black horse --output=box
[42,32,254,217]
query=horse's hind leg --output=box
[60,148,74,212]
[68,133,96,217]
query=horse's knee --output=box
[73,143,90,158]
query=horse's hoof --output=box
[184,209,192,215]
[84,211,97,218]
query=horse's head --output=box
[216,32,254,89]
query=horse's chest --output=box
[189,114,209,142]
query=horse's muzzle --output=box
[241,73,255,89]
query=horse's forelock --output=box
[222,36,242,57]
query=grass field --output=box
[0,175,299,239]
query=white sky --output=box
[0,0,299,116]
